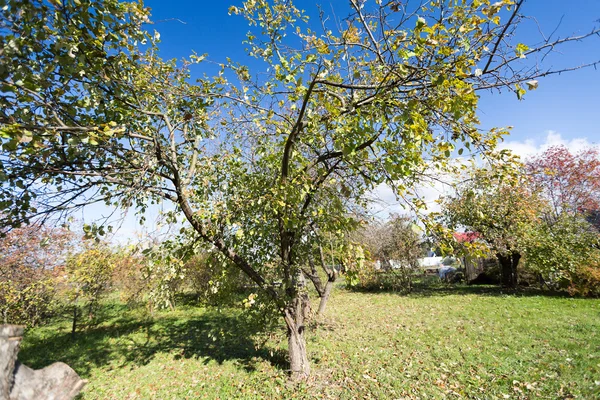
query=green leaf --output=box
[515,84,526,100]
[515,43,529,58]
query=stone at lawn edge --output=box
[0,325,85,400]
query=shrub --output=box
[346,261,414,293]
[184,251,252,305]
[523,214,599,294]
[64,244,118,335]
[0,224,73,326]
[111,250,148,304]
[0,270,59,326]
[567,257,600,297]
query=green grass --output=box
[20,285,600,399]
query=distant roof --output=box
[453,232,480,243]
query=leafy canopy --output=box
[437,165,543,257]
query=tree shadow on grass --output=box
[18,305,287,378]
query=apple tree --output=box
[2,0,599,377]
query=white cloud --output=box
[498,131,595,159]
[367,183,405,218]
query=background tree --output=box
[301,236,340,318]
[65,243,117,338]
[0,222,73,325]
[439,166,542,287]
[110,248,148,304]
[371,216,422,269]
[2,0,599,378]
[355,216,422,292]
[522,146,600,293]
[526,145,600,221]
[522,213,600,292]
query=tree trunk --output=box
[511,252,520,287]
[303,259,325,297]
[71,306,78,340]
[314,243,338,317]
[303,264,335,317]
[497,252,520,288]
[283,271,310,381]
[87,299,95,320]
[303,253,338,317]
[283,288,311,380]
[317,279,334,316]
[498,254,510,287]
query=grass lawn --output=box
[19,285,600,399]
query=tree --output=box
[0,222,73,325]
[2,0,599,378]
[65,243,116,338]
[356,216,422,291]
[523,212,600,291]
[526,145,600,221]
[522,146,600,293]
[439,167,542,287]
[369,216,422,269]
[302,236,340,317]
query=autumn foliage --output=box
[526,145,600,219]
[523,146,600,294]
[440,168,543,287]
[0,224,73,325]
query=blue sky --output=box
[92,0,600,240]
